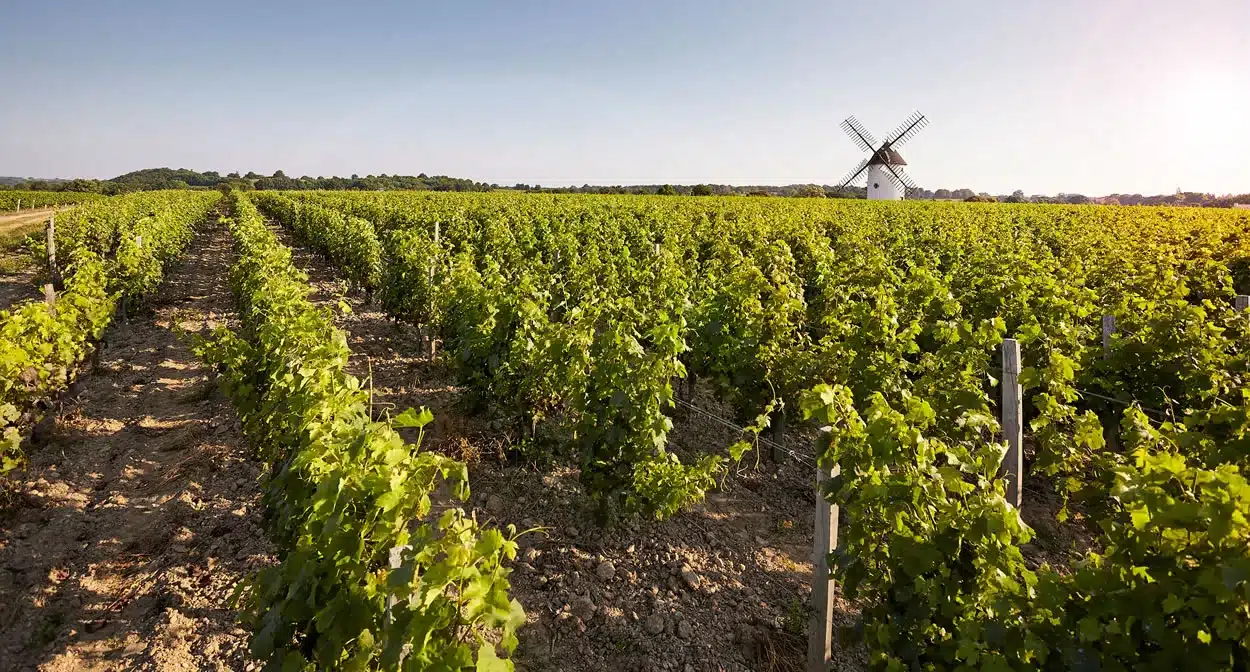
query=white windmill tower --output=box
[837,111,928,200]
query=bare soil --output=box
[271,224,868,672]
[0,209,58,237]
[0,256,40,312]
[0,218,275,672]
[0,209,56,311]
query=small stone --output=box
[596,560,616,581]
[566,526,579,538]
[680,567,701,591]
[573,596,596,621]
[677,619,692,639]
[486,495,504,512]
[644,613,665,635]
[685,664,695,672]
[625,543,635,554]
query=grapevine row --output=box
[0,191,220,475]
[253,191,719,520]
[0,190,103,212]
[194,193,523,671]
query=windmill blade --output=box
[839,116,878,153]
[884,111,928,149]
[838,157,871,187]
[882,164,917,193]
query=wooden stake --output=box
[808,428,838,672]
[1236,295,1250,312]
[428,222,441,359]
[770,409,787,463]
[46,212,62,289]
[15,198,20,212]
[385,544,410,627]
[1101,315,1115,358]
[1001,338,1023,508]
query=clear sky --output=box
[2,0,1247,195]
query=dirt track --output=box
[0,217,274,672]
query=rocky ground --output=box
[272,224,868,672]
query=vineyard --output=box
[0,190,103,212]
[1,189,1249,671]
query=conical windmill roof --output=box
[867,148,907,166]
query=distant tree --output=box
[690,184,714,196]
[934,188,952,199]
[227,172,241,179]
[796,184,826,198]
[272,170,287,179]
[827,186,864,199]
[1065,194,1090,205]
[62,178,102,193]
[656,184,677,196]
[1005,189,1026,203]
[218,179,254,195]
[244,171,261,179]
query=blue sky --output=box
[1,0,1247,195]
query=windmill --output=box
[837,111,928,200]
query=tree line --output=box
[0,168,494,194]
[2,168,1245,208]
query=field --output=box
[1,190,1249,671]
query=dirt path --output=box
[0,258,40,312]
[0,209,57,311]
[0,208,58,236]
[0,217,273,672]
[269,223,867,672]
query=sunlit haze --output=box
[1,0,1246,195]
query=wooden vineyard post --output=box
[15,198,20,212]
[808,427,838,672]
[770,409,787,463]
[44,214,60,314]
[1102,315,1115,357]
[1100,315,1119,450]
[428,221,440,359]
[1000,338,1023,508]
[385,544,410,628]
[1236,295,1250,312]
